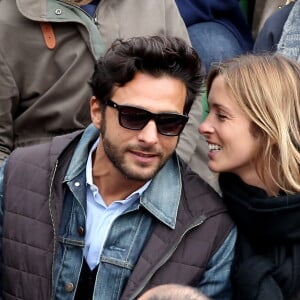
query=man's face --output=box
[91,72,187,182]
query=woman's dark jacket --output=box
[220,172,300,300]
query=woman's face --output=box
[199,75,261,182]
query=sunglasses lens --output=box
[119,107,149,130]
[113,101,188,136]
[156,115,188,136]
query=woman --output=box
[199,54,300,300]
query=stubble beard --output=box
[100,122,170,182]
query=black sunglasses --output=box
[106,99,189,136]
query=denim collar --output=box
[139,156,181,229]
[64,124,182,229]
[64,124,99,182]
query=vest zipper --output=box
[49,160,59,300]
[128,215,207,300]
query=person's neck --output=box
[238,171,279,196]
[92,147,146,206]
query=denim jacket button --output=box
[77,226,85,236]
[64,282,74,292]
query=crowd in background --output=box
[0,0,300,299]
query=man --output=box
[0,36,236,300]
[0,0,216,192]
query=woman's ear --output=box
[90,96,102,129]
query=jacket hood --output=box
[16,0,86,22]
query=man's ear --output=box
[90,96,102,129]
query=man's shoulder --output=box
[179,160,234,259]
[179,159,220,197]
[179,159,226,215]
[7,130,83,170]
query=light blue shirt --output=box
[84,139,151,270]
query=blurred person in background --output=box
[254,0,297,53]
[175,0,253,73]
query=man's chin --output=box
[122,166,159,182]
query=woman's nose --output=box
[198,118,213,135]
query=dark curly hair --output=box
[90,35,203,114]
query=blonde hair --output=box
[207,54,300,194]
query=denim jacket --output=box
[0,124,236,300]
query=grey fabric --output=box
[277,0,300,61]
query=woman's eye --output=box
[216,113,228,120]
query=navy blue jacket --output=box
[254,3,294,52]
[175,0,253,50]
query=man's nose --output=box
[137,120,159,144]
